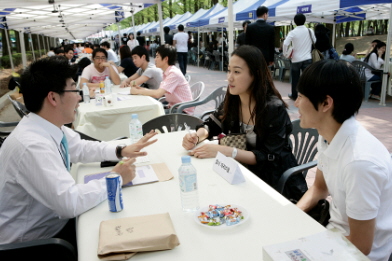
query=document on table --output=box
[84,164,159,186]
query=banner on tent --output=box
[297,5,312,14]
[218,17,225,23]
[115,10,125,23]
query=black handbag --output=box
[290,198,330,227]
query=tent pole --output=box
[197,27,200,67]
[4,29,14,71]
[19,31,27,69]
[29,33,36,61]
[158,2,164,45]
[332,23,336,47]
[37,34,42,58]
[222,27,224,71]
[379,4,392,106]
[228,0,234,56]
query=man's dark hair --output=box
[20,56,77,113]
[85,43,90,48]
[178,24,184,31]
[242,20,251,28]
[55,48,64,55]
[49,46,55,51]
[131,46,150,62]
[100,41,110,49]
[156,45,176,66]
[93,44,100,49]
[294,13,306,26]
[137,31,141,36]
[64,46,73,54]
[92,48,108,59]
[297,60,363,124]
[256,6,268,17]
[372,39,381,44]
[164,26,170,34]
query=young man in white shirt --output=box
[173,24,189,76]
[80,48,121,90]
[295,59,392,261]
[0,56,157,249]
[283,13,316,100]
[120,46,163,90]
[100,41,118,63]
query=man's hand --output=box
[112,157,136,185]
[100,62,111,68]
[130,86,143,95]
[120,80,130,88]
[121,130,158,158]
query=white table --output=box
[73,86,164,141]
[75,132,364,261]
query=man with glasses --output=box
[80,48,120,89]
[0,56,157,249]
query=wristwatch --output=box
[116,144,126,160]
[231,147,238,159]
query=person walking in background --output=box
[245,6,275,66]
[363,41,386,100]
[340,43,356,63]
[127,33,139,50]
[314,24,331,58]
[136,32,146,47]
[164,26,173,45]
[236,20,251,48]
[173,24,189,76]
[283,13,315,101]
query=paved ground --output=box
[1,63,391,185]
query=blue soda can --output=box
[105,172,123,212]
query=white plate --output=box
[193,204,249,229]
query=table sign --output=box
[212,152,245,185]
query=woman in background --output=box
[182,45,307,200]
[127,33,139,50]
[111,45,138,78]
[340,43,356,63]
[363,41,386,100]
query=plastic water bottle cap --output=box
[131,114,138,119]
[106,76,109,79]
[181,156,191,164]
[83,83,87,86]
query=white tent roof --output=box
[0,1,161,39]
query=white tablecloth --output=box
[73,87,164,141]
[74,131,336,260]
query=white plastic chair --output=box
[169,81,205,114]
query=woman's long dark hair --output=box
[222,45,286,136]
[342,43,354,55]
[364,41,386,63]
[119,45,132,60]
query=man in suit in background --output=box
[245,6,275,66]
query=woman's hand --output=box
[188,144,226,159]
[121,130,158,158]
[182,133,198,150]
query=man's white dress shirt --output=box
[283,25,316,63]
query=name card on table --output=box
[213,152,245,185]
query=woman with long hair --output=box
[182,45,307,200]
[127,33,139,50]
[363,41,386,100]
[111,45,138,77]
[340,43,356,63]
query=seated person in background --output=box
[93,44,100,50]
[111,45,138,78]
[120,46,163,90]
[182,45,307,200]
[100,41,118,63]
[0,56,157,249]
[80,48,120,89]
[55,48,65,56]
[339,43,356,63]
[363,41,386,100]
[74,57,91,80]
[295,60,392,261]
[64,46,74,65]
[47,46,55,57]
[131,45,194,114]
[82,43,93,54]
[365,39,381,56]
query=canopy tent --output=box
[126,22,152,34]
[236,0,289,21]
[142,18,170,34]
[149,13,192,34]
[186,4,225,28]
[169,9,208,31]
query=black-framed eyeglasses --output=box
[58,88,81,94]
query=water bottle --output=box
[105,76,112,94]
[179,156,199,212]
[128,114,143,143]
[82,83,90,103]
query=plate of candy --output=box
[194,204,248,229]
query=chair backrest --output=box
[176,86,227,117]
[281,57,291,68]
[7,95,30,118]
[142,114,203,135]
[351,60,374,84]
[289,119,319,176]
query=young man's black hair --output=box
[156,45,176,66]
[100,41,110,49]
[256,6,269,17]
[294,13,306,26]
[131,46,150,62]
[92,48,108,59]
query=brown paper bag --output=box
[97,213,180,260]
